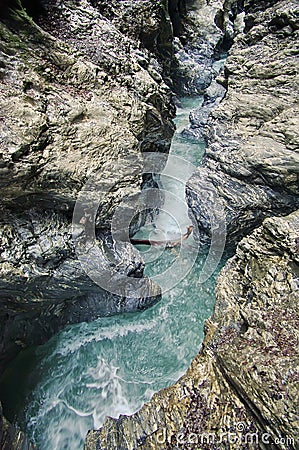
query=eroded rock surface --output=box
[0,0,178,376]
[87,209,299,450]
[1,0,298,448]
[0,0,239,446]
[187,0,299,243]
[171,0,245,95]
[0,0,245,376]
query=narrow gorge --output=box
[0,0,298,449]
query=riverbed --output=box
[0,97,227,450]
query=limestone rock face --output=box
[171,0,244,95]
[0,0,176,375]
[187,0,299,243]
[86,209,299,450]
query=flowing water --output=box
[0,96,228,450]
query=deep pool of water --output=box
[0,97,228,450]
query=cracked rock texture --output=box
[187,0,299,244]
[0,0,241,376]
[171,0,245,94]
[86,209,299,450]
[85,0,299,448]
[0,0,178,376]
[1,0,298,448]
[0,0,237,379]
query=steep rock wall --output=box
[85,0,299,448]
[0,0,238,389]
[0,0,176,375]
[187,0,299,244]
[0,0,235,446]
[0,1,178,446]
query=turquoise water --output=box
[0,97,227,449]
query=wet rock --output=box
[0,0,245,386]
[182,75,227,140]
[0,1,177,443]
[0,0,177,378]
[86,209,299,450]
[0,207,161,373]
[0,402,35,450]
[187,0,299,244]
[171,37,217,95]
[171,0,245,95]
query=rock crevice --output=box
[85,0,299,448]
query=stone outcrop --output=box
[85,0,299,448]
[187,0,299,244]
[0,0,177,375]
[1,0,298,448]
[86,209,299,450]
[172,0,245,95]
[0,0,245,378]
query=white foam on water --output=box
[23,265,219,450]
[26,356,137,449]
[54,318,157,357]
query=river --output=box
[0,96,227,450]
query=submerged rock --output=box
[187,0,299,244]
[86,209,299,449]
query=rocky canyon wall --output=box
[0,0,231,447]
[0,0,235,387]
[1,0,298,448]
[187,0,299,244]
[86,0,299,448]
[0,0,177,377]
